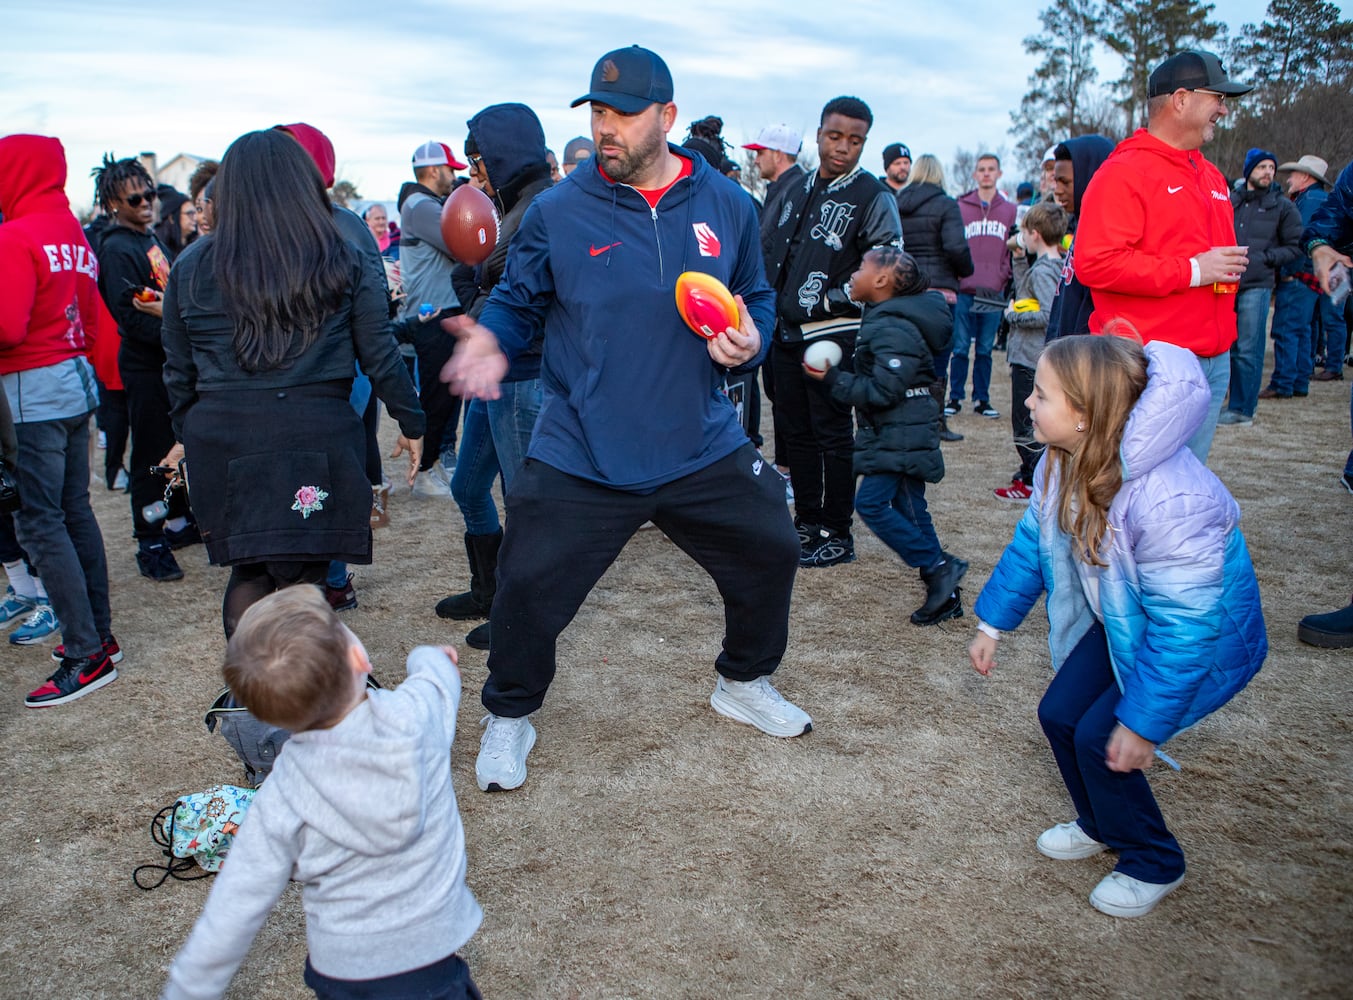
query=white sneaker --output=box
[1037,820,1108,860]
[410,468,453,498]
[476,714,536,791]
[1089,871,1184,918]
[710,675,812,737]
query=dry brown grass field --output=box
[1,351,1350,999]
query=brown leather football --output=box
[439,185,500,266]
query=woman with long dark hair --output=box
[161,130,424,636]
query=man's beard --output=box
[598,124,667,185]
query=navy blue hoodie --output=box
[1046,134,1115,340]
[478,145,775,492]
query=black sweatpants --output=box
[122,367,183,542]
[1010,363,1043,484]
[770,339,856,536]
[481,445,800,717]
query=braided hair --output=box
[866,246,930,297]
[91,153,153,215]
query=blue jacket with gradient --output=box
[974,340,1267,745]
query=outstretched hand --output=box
[969,632,998,675]
[440,315,509,401]
[707,294,761,368]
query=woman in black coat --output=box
[895,154,974,441]
[161,130,425,637]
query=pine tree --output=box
[1009,0,1111,171]
[1100,0,1226,129]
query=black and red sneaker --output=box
[51,634,124,665]
[25,653,118,708]
[325,574,358,613]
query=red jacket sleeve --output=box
[1075,162,1193,299]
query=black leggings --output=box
[222,560,328,639]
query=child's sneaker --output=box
[9,600,59,645]
[0,586,37,626]
[1089,871,1184,918]
[25,652,118,708]
[51,634,124,665]
[325,574,358,612]
[994,478,1033,502]
[974,400,1000,418]
[943,400,961,416]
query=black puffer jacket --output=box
[895,183,973,292]
[1231,183,1302,291]
[823,290,951,481]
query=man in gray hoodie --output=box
[162,587,482,999]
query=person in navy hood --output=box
[442,46,813,794]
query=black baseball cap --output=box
[882,143,911,167]
[571,45,674,114]
[1147,50,1253,98]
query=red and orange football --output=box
[675,271,739,340]
[440,185,500,266]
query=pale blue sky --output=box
[1,0,1340,212]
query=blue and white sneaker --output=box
[0,586,37,626]
[9,600,60,645]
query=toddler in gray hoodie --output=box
[162,586,483,999]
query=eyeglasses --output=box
[1191,88,1228,104]
[123,189,157,207]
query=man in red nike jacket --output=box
[1075,50,1253,463]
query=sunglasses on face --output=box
[123,189,157,207]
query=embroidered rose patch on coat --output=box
[292,485,329,519]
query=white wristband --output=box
[977,620,1001,640]
[1189,257,1202,288]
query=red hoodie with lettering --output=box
[0,134,101,375]
[1074,129,1238,356]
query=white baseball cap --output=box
[412,141,467,170]
[742,124,802,156]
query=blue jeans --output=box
[949,295,1000,404]
[486,378,542,494]
[12,414,111,658]
[1270,279,1317,395]
[1038,623,1185,884]
[1345,387,1353,479]
[450,400,502,536]
[1226,288,1270,418]
[1316,292,1348,373]
[854,473,942,569]
[1186,351,1229,464]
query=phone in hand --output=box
[1329,263,1351,309]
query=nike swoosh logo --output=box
[1167,185,1183,194]
[590,242,622,256]
[79,664,105,683]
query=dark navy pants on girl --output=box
[1037,623,1186,885]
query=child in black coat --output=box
[806,248,967,624]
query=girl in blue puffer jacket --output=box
[968,333,1266,919]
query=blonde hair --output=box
[906,153,946,188]
[224,585,353,731]
[1040,333,1148,567]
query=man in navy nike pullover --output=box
[443,46,813,793]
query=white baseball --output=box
[803,340,843,372]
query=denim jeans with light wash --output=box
[1187,351,1230,464]
[949,295,1000,404]
[450,400,502,536]
[12,414,111,658]
[1316,292,1348,374]
[1226,287,1271,418]
[1270,279,1317,395]
[854,473,942,570]
[486,378,542,494]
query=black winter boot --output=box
[435,529,502,620]
[465,620,491,650]
[912,554,968,625]
[931,379,963,442]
